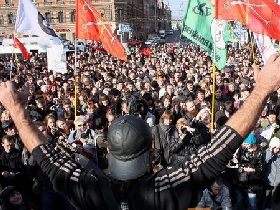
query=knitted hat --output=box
[243,133,256,144]
[269,137,280,148]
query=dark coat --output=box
[32,126,243,210]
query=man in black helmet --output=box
[0,54,280,210]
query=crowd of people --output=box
[0,38,278,210]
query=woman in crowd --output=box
[0,186,38,210]
[44,114,60,144]
[152,110,176,170]
[170,118,195,164]
[233,133,263,210]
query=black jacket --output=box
[0,148,24,173]
[32,125,243,210]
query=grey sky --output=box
[163,0,187,19]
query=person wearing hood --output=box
[259,137,280,210]
[0,186,37,210]
[233,133,263,210]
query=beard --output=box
[189,109,198,118]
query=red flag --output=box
[76,0,127,61]
[216,0,280,41]
[12,34,30,60]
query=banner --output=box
[182,0,230,70]
[76,0,127,61]
[216,0,280,41]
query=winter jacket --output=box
[196,185,232,210]
[32,125,243,210]
[262,149,280,187]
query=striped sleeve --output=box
[32,143,85,193]
[155,125,243,192]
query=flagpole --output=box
[210,0,217,136]
[74,5,78,118]
[10,33,15,81]
[249,31,255,62]
[210,64,217,134]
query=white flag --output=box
[47,45,67,74]
[253,32,277,64]
[15,0,67,73]
[15,0,59,41]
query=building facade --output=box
[0,0,171,42]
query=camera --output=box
[80,133,88,139]
[180,126,190,134]
[238,167,244,173]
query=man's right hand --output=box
[253,53,280,94]
[0,82,29,114]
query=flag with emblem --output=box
[76,0,127,61]
[215,0,280,41]
[182,0,230,70]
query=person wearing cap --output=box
[0,54,279,210]
[259,137,280,210]
[233,133,263,210]
[1,120,23,152]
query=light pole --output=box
[154,0,157,32]
[119,8,123,43]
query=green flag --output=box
[182,0,230,70]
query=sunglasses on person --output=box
[77,123,86,127]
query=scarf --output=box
[159,122,173,144]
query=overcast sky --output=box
[163,0,187,19]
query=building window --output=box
[70,10,75,23]
[5,0,12,5]
[60,33,66,40]
[0,16,3,26]
[58,11,64,23]
[45,12,51,23]
[8,13,13,25]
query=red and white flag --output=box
[253,33,277,64]
[12,34,30,60]
[215,0,280,41]
[76,0,127,61]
